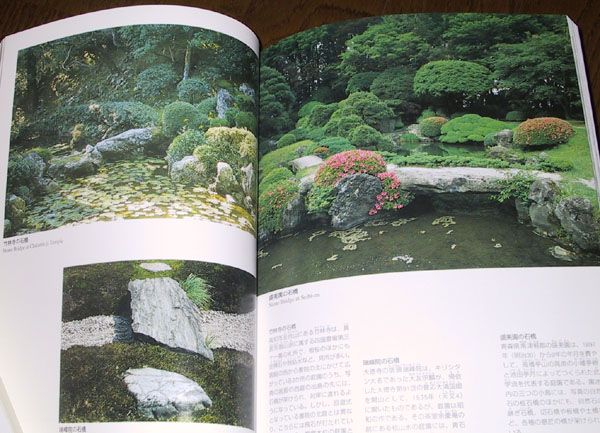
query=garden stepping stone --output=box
[123,367,212,420]
[128,277,213,360]
[139,262,172,272]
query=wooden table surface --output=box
[1,0,599,133]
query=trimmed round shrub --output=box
[307,103,338,127]
[136,64,178,101]
[337,91,395,131]
[162,101,202,138]
[483,132,497,147]
[258,179,299,233]
[315,149,387,187]
[233,111,257,132]
[506,111,526,122]
[419,116,448,138]
[193,127,257,182]
[177,78,210,104]
[196,97,217,118]
[319,137,355,155]
[167,130,205,165]
[324,112,363,137]
[277,133,298,149]
[513,117,574,147]
[298,101,324,119]
[259,167,294,193]
[348,124,389,149]
[440,114,508,144]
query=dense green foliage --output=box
[505,110,525,122]
[513,117,575,147]
[136,63,179,102]
[319,136,356,155]
[167,129,205,166]
[258,179,299,233]
[348,124,393,150]
[419,116,448,137]
[259,66,295,139]
[336,92,395,131]
[306,185,336,214]
[492,172,536,203]
[440,114,509,144]
[346,72,379,94]
[259,167,294,193]
[162,101,202,138]
[177,78,210,104]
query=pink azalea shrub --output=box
[369,172,413,215]
[314,149,386,187]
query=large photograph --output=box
[257,14,600,294]
[59,259,255,426]
[5,24,258,238]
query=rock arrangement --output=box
[123,367,212,420]
[128,277,214,360]
[60,262,255,421]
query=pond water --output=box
[395,139,483,157]
[257,203,600,294]
[20,157,255,235]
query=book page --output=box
[0,5,259,433]
[256,13,600,433]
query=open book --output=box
[1,5,599,433]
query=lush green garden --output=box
[5,24,258,237]
[257,13,600,282]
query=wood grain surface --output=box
[1,0,598,133]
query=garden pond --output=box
[257,201,600,294]
[17,152,255,236]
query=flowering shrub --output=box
[313,146,329,158]
[258,179,299,233]
[513,117,574,147]
[419,116,447,137]
[369,172,413,215]
[314,150,386,187]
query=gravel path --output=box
[198,310,255,355]
[62,311,255,355]
[61,315,133,350]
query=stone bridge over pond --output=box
[386,164,563,194]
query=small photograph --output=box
[5,24,258,238]
[257,14,600,294]
[59,259,255,426]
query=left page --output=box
[0,5,259,433]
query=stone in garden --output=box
[378,118,395,133]
[281,194,306,232]
[48,152,99,179]
[549,245,574,261]
[298,174,315,196]
[492,129,513,147]
[128,277,213,360]
[140,262,172,272]
[123,367,212,420]
[215,162,245,204]
[61,315,133,350]
[5,195,27,230]
[238,83,255,100]
[529,203,560,235]
[514,198,531,224]
[240,163,255,199]
[22,152,46,180]
[290,155,323,173]
[170,155,208,185]
[329,174,382,229]
[216,88,233,118]
[94,128,154,161]
[554,197,600,251]
[528,178,559,204]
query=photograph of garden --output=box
[257,13,600,294]
[5,24,258,238]
[59,259,255,426]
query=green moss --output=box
[60,344,253,427]
[259,140,317,180]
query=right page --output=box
[256,13,600,433]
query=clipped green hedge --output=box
[440,114,508,144]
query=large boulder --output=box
[22,152,46,180]
[123,367,212,420]
[216,89,233,119]
[554,197,600,251]
[289,155,323,173]
[329,174,382,229]
[281,194,306,233]
[170,155,208,185]
[48,152,99,179]
[529,203,561,236]
[215,162,245,204]
[94,128,154,161]
[128,277,213,360]
[486,129,513,147]
[528,178,559,204]
[5,195,27,230]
